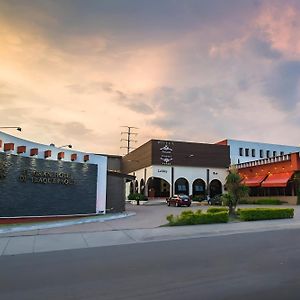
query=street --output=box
[1,229,300,299]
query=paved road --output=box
[1,229,300,300]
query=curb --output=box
[0,211,136,235]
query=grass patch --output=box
[207,207,228,213]
[255,199,282,205]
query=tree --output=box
[223,167,249,216]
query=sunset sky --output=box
[0,0,300,154]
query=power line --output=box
[120,126,138,154]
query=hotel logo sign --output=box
[159,142,173,165]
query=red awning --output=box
[261,172,294,188]
[242,175,267,187]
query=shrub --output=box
[239,208,294,221]
[255,199,282,205]
[207,207,229,213]
[128,193,147,201]
[239,199,255,204]
[192,195,206,201]
[166,209,228,226]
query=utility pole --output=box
[120,126,138,154]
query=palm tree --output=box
[223,167,249,216]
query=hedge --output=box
[166,209,228,226]
[239,208,294,221]
[255,199,282,205]
[128,193,147,201]
[207,207,229,213]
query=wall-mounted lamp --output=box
[50,143,72,149]
[0,126,22,131]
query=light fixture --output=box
[0,126,22,131]
[50,144,72,148]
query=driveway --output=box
[1,203,300,237]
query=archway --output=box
[175,177,189,195]
[140,179,145,195]
[147,177,170,198]
[134,180,139,193]
[192,178,206,199]
[129,181,134,194]
[209,179,222,197]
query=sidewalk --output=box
[1,216,300,256]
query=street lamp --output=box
[0,126,22,131]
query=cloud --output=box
[246,37,282,59]
[264,60,300,110]
[1,0,300,154]
[66,81,154,115]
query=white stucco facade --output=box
[127,164,228,198]
[225,139,300,165]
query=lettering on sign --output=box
[158,169,168,174]
[159,141,173,165]
[19,169,75,185]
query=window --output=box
[245,148,249,157]
[266,150,270,158]
[260,149,264,158]
[251,149,256,157]
[178,185,187,192]
[273,151,277,157]
[280,151,284,156]
[239,147,243,156]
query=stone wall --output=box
[0,152,98,217]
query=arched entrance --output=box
[140,179,145,195]
[210,179,222,197]
[192,178,206,199]
[175,177,189,195]
[147,177,170,198]
[129,181,134,194]
[134,180,139,193]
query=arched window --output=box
[175,178,189,195]
[192,179,206,199]
[209,179,222,197]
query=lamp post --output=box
[0,126,22,131]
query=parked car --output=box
[208,194,223,206]
[167,194,191,207]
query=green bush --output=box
[255,199,282,205]
[166,209,228,226]
[207,207,228,213]
[239,208,294,221]
[239,199,255,204]
[128,193,147,201]
[192,195,206,201]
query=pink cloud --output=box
[256,2,300,58]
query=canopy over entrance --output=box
[261,172,294,188]
[242,175,267,187]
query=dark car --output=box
[208,194,223,206]
[167,195,191,207]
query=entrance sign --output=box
[0,152,98,217]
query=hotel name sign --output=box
[0,159,75,185]
[19,170,75,185]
